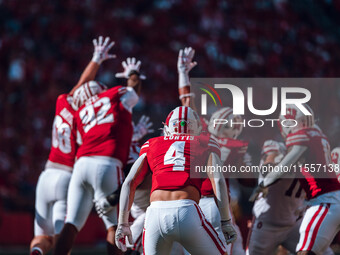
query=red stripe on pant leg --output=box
[134,232,143,251]
[246,216,256,251]
[195,203,226,249]
[307,204,330,251]
[194,204,226,255]
[142,228,146,255]
[299,205,323,251]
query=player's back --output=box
[140,135,220,194]
[286,127,340,199]
[48,94,77,169]
[76,86,133,164]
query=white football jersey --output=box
[254,174,306,226]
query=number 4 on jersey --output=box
[164,141,186,171]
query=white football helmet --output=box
[278,104,314,138]
[260,140,286,165]
[208,107,243,139]
[72,81,107,110]
[331,147,340,165]
[163,106,202,136]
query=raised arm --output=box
[249,144,307,202]
[115,57,146,96]
[69,36,116,95]
[207,152,237,244]
[115,153,150,252]
[177,47,197,109]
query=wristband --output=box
[118,210,130,225]
[91,54,101,64]
[179,93,195,100]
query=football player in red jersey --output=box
[115,106,236,255]
[54,57,145,255]
[250,104,340,255]
[177,47,247,255]
[30,36,115,255]
[94,115,154,254]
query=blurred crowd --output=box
[1,0,340,211]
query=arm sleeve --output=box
[118,153,150,224]
[207,152,231,221]
[262,145,308,187]
[120,87,139,113]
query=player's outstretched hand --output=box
[221,219,237,244]
[93,197,114,218]
[249,183,268,202]
[115,223,133,252]
[177,47,197,74]
[92,36,116,64]
[133,115,154,141]
[115,57,146,80]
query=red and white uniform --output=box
[140,135,228,255]
[199,137,247,255]
[35,94,76,237]
[66,86,138,231]
[286,128,340,254]
[286,128,340,200]
[48,94,77,168]
[76,86,133,163]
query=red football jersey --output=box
[139,135,221,194]
[75,86,133,164]
[48,94,77,167]
[286,127,340,199]
[200,137,249,196]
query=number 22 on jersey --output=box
[164,141,186,171]
[79,97,114,133]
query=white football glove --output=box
[115,223,133,252]
[132,115,154,142]
[177,47,197,74]
[221,220,237,244]
[93,197,113,218]
[115,57,146,80]
[91,36,116,64]
[178,47,197,88]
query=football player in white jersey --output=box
[247,140,335,255]
[250,105,340,255]
[30,36,115,255]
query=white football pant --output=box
[65,156,123,230]
[143,199,227,255]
